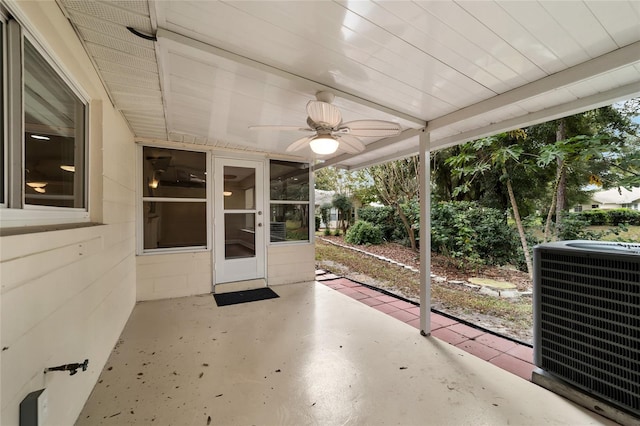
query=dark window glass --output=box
[269,160,309,201]
[0,21,4,205]
[143,147,206,198]
[24,39,85,208]
[143,201,207,249]
[270,203,309,242]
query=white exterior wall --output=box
[136,252,212,300]
[0,2,136,425]
[268,244,315,285]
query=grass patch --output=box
[316,240,533,331]
[589,225,640,242]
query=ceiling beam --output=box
[429,81,640,151]
[156,28,426,127]
[427,40,640,132]
[340,81,640,170]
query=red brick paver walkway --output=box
[316,271,534,381]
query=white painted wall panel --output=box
[268,244,315,285]
[0,2,136,425]
[136,252,212,301]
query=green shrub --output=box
[345,220,383,245]
[323,228,331,236]
[557,214,598,240]
[315,215,321,231]
[358,205,399,241]
[431,201,519,267]
[606,208,640,226]
[578,209,609,225]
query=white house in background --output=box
[572,187,640,212]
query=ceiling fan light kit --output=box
[309,135,339,155]
[249,91,401,156]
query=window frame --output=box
[137,144,211,255]
[0,15,90,227]
[268,159,312,245]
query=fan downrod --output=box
[315,91,335,104]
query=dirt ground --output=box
[319,236,532,291]
[317,236,534,343]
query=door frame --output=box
[213,157,266,287]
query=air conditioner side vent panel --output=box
[534,241,640,417]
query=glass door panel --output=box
[224,213,256,259]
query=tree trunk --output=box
[555,119,567,224]
[504,167,533,280]
[543,189,557,243]
[395,203,417,252]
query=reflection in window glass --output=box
[224,213,255,259]
[0,21,4,205]
[223,166,255,209]
[143,201,207,249]
[24,39,85,208]
[270,160,309,201]
[143,147,206,198]
[270,204,309,242]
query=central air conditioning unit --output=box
[533,241,640,423]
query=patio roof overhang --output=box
[51,0,640,336]
[56,0,640,170]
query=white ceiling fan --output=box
[249,91,402,155]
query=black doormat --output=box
[213,287,279,307]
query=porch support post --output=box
[418,130,431,336]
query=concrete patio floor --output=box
[76,281,613,425]
[316,272,535,381]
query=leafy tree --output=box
[369,156,420,251]
[445,130,535,279]
[533,105,639,240]
[319,203,331,231]
[332,193,353,234]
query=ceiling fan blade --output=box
[335,134,365,154]
[339,120,401,138]
[306,101,342,128]
[285,135,315,153]
[249,125,314,132]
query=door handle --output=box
[258,223,262,227]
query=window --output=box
[23,39,85,208]
[574,205,582,212]
[1,17,88,225]
[591,204,600,209]
[141,146,207,251]
[0,19,5,207]
[269,160,310,242]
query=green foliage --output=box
[357,205,398,240]
[555,214,630,241]
[315,215,321,232]
[430,201,520,267]
[578,209,609,225]
[332,193,353,233]
[606,209,640,226]
[573,209,640,226]
[358,203,418,246]
[345,220,383,245]
[323,228,331,236]
[333,229,341,237]
[319,203,331,228]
